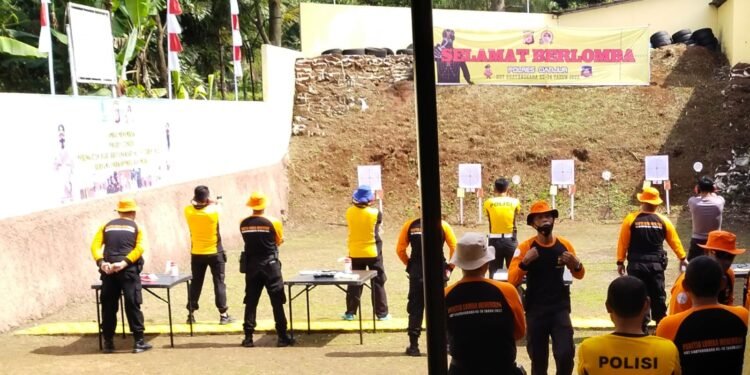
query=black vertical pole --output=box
[410,1,447,374]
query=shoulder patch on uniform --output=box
[513,248,521,258]
[676,292,688,305]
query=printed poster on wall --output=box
[432,26,650,86]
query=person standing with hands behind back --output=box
[90,198,152,354]
[184,185,234,325]
[343,185,390,321]
[509,201,585,375]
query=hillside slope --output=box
[287,45,749,227]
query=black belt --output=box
[628,251,665,263]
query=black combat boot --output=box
[242,332,254,347]
[102,339,115,354]
[277,332,296,347]
[405,334,420,356]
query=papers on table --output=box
[298,270,361,280]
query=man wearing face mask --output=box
[509,201,585,375]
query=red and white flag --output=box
[167,0,183,72]
[229,0,242,77]
[38,0,52,54]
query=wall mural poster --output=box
[58,100,172,202]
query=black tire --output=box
[364,47,387,58]
[672,35,692,44]
[695,34,718,46]
[650,31,670,45]
[703,40,719,51]
[342,48,365,55]
[321,48,342,55]
[672,30,692,44]
[652,37,672,48]
[396,49,413,55]
[692,28,714,41]
[672,29,691,40]
[696,35,718,46]
[381,48,394,56]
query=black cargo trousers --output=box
[406,263,450,338]
[187,252,229,314]
[243,258,288,335]
[100,265,145,341]
[627,251,668,326]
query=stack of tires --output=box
[691,28,719,51]
[649,28,719,51]
[320,48,395,57]
[671,29,692,44]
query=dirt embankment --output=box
[287,45,750,227]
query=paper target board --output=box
[458,164,482,189]
[551,159,575,186]
[357,165,382,191]
[68,3,117,84]
[645,155,669,181]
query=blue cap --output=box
[352,185,374,204]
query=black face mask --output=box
[536,223,554,236]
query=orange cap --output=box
[526,200,558,225]
[637,186,663,205]
[116,198,139,212]
[698,230,746,255]
[246,192,268,210]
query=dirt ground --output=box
[289,44,750,226]
[1,329,621,375]
[6,220,750,373]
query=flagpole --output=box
[229,0,240,101]
[167,5,173,100]
[44,1,55,95]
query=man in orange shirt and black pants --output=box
[446,232,526,374]
[396,214,456,356]
[184,185,233,325]
[509,201,584,375]
[668,230,744,315]
[617,187,687,330]
[239,192,293,347]
[657,256,748,375]
[90,198,152,353]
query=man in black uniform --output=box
[90,198,152,353]
[509,201,585,375]
[617,186,687,330]
[396,215,457,356]
[239,192,294,348]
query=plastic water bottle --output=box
[170,262,179,277]
[344,257,352,274]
